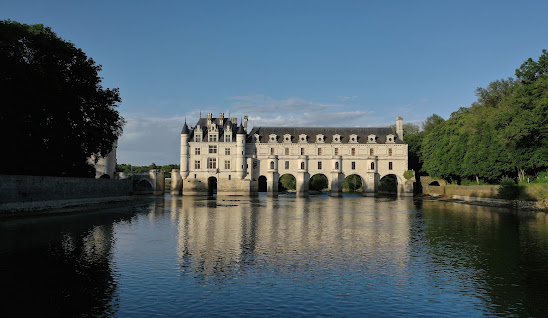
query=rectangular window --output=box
[225,148,230,155]
[208,158,217,169]
[195,148,201,155]
[318,148,322,155]
[228,175,231,180]
[318,161,322,169]
[389,148,393,156]
[209,134,218,142]
[370,148,374,156]
[270,148,274,155]
[195,135,201,142]
[225,160,231,169]
[225,135,231,142]
[334,148,339,155]
[300,148,304,155]
[351,162,356,170]
[389,162,393,170]
[285,148,289,155]
[209,145,217,154]
[194,160,201,169]
[351,148,356,156]
[285,161,289,169]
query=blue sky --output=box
[3,1,548,165]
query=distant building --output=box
[174,113,412,197]
[89,141,117,179]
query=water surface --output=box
[1,194,547,317]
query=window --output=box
[351,148,356,156]
[195,135,202,142]
[334,148,339,155]
[285,161,289,169]
[209,145,217,154]
[318,148,322,155]
[229,175,231,180]
[195,148,201,155]
[389,148,393,156]
[209,134,218,142]
[318,161,322,169]
[351,162,356,170]
[389,162,393,170]
[371,162,375,170]
[335,162,339,170]
[285,148,289,155]
[225,160,231,169]
[225,148,230,155]
[208,158,217,169]
[370,148,374,156]
[300,148,304,155]
[194,160,201,169]
[300,162,305,170]
[270,161,275,169]
[270,148,274,155]
[225,135,231,142]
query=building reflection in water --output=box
[170,195,414,287]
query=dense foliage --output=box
[0,21,124,177]
[418,50,548,184]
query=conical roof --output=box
[181,122,190,134]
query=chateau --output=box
[172,113,413,197]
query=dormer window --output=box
[316,134,325,143]
[299,134,308,143]
[386,134,395,144]
[332,134,341,143]
[253,134,261,143]
[349,134,358,143]
[283,134,292,143]
[208,133,218,142]
[269,134,278,143]
[367,134,377,143]
[224,134,232,142]
[195,134,202,142]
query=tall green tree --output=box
[0,21,124,177]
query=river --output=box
[1,194,547,317]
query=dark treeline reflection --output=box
[0,206,144,317]
[417,201,548,317]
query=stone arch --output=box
[134,179,153,194]
[99,174,111,179]
[429,181,440,186]
[379,174,398,195]
[342,174,364,193]
[309,173,329,193]
[278,173,296,193]
[207,176,217,196]
[258,175,267,192]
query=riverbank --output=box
[0,196,156,219]
[421,194,548,212]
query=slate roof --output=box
[186,117,239,140]
[247,126,403,144]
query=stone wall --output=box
[423,184,500,198]
[0,175,132,211]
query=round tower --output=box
[236,123,246,179]
[180,122,190,178]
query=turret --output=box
[180,121,190,178]
[236,123,246,179]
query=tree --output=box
[422,114,445,135]
[279,174,296,191]
[0,21,124,177]
[309,174,328,191]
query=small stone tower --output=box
[236,122,246,179]
[396,117,404,141]
[180,121,190,178]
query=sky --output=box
[2,0,548,165]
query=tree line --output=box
[404,50,548,184]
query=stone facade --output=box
[175,113,412,197]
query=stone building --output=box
[173,113,413,197]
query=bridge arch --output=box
[379,173,404,195]
[207,176,217,196]
[342,173,364,195]
[258,175,267,192]
[309,173,329,193]
[278,173,296,193]
[134,179,153,194]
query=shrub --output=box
[497,177,523,200]
[403,170,415,180]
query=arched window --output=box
[270,161,275,169]
[335,162,339,170]
[370,162,375,170]
[301,162,305,170]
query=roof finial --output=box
[199,110,202,118]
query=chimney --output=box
[244,115,248,133]
[396,117,403,141]
[231,117,238,125]
[218,113,224,125]
[207,112,212,126]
